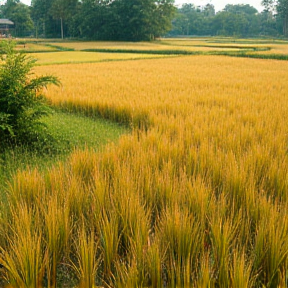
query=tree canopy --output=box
[262,0,288,36]
[169,3,282,37]
[28,0,176,40]
[0,0,286,39]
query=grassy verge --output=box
[0,110,129,198]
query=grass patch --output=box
[43,109,128,150]
[0,110,129,197]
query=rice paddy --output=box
[47,39,251,52]
[0,38,288,288]
[32,51,173,65]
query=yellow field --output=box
[54,40,245,52]
[1,43,288,288]
[31,51,173,65]
[46,38,288,55]
[161,39,259,47]
[162,39,288,54]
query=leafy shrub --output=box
[0,40,60,149]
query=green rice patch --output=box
[0,110,129,195]
[43,110,129,151]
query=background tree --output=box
[31,0,54,38]
[170,3,260,37]
[152,0,177,38]
[258,9,280,35]
[74,0,108,39]
[212,4,259,36]
[262,0,288,36]
[27,0,286,39]
[107,0,175,41]
[49,0,78,39]
[171,4,204,35]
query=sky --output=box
[19,0,264,13]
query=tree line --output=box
[0,0,287,40]
[170,3,285,37]
[0,0,176,40]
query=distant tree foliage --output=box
[169,3,283,37]
[29,0,176,40]
[262,0,288,36]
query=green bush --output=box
[0,40,60,148]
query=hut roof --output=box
[0,19,14,25]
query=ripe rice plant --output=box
[71,224,100,288]
[0,204,46,288]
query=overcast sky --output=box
[19,0,264,13]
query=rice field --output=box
[31,51,173,65]
[51,40,247,52]
[28,38,288,57]
[0,39,288,288]
[249,43,288,55]
[16,38,288,57]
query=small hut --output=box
[0,19,14,37]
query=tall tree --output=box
[106,0,176,41]
[210,4,259,37]
[50,0,78,39]
[75,0,111,39]
[262,0,288,36]
[153,0,177,38]
[31,0,53,37]
[171,4,202,35]
[203,3,215,17]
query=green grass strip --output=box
[0,110,129,196]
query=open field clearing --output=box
[31,51,173,65]
[0,54,287,287]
